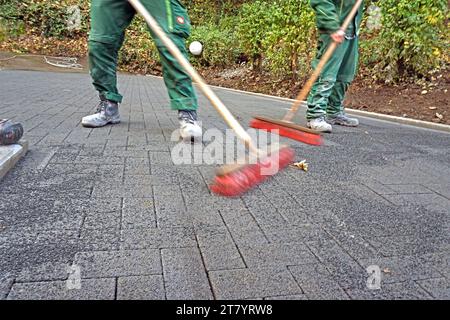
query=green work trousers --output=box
[306,34,359,120]
[88,0,198,110]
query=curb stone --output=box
[0,140,28,180]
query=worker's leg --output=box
[82,0,135,128]
[326,37,359,127]
[88,0,135,103]
[306,34,349,131]
[140,0,201,141]
[140,0,198,111]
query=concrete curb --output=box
[143,75,450,133]
[0,140,28,180]
[207,84,450,134]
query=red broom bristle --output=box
[210,147,295,197]
[250,119,323,146]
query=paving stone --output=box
[238,243,318,268]
[153,185,192,228]
[162,247,213,300]
[415,278,450,300]
[358,256,444,285]
[209,267,302,300]
[122,197,157,229]
[7,278,116,300]
[79,228,121,251]
[306,240,367,290]
[367,234,449,257]
[125,157,150,175]
[74,249,161,278]
[16,262,71,282]
[264,294,308,300]
[0,274,14,299]
[1,70,449,300]
[117,275,165,300]
[120,227,196,250]
[288,264,349,300]
[196,229,245,271]
[346,281,433,300]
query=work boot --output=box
[326,113,359,127]
[0,119,23,145]
[82,99,120,128]
[178,110,202,142]
[307,116,332,133]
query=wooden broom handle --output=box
[283,0,363,122]
[128,0,260,155]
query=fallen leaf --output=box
[429,107,437,110]
[291,160,309,172]
[436,113,444,120]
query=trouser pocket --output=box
[166,0,191,38]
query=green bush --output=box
[189,23,240,67]
[362,0,449,81]
[236,0,272,70]
[0,0,89,39]
[263,0,316,79]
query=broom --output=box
[250,0,364,145]
[128,0,295,197]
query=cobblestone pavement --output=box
[0,70,448,300]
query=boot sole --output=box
[306,124,332,133]
[82,119,121,128]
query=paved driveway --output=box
[0,70,448,300]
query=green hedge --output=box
[0,0,448,80]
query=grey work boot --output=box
[326,113,359,127]
[82,99,120,128]
[178,110,202,142]
[307,116,332,133]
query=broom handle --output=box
[283,0,363,122]
[128,0,260,155]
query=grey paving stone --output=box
[16,262,71,282]
[43,163,97,175]
[153,185,193,228]
[346,281,433,300]
[209,267,302,300]
[264,294,308,300]
[74,249,161,278]
[79,228,121,251]
[239,243,318,268]
[358,256,444,284]
[416,278,450,300]
[383,193,450,213]
[423,184,450,200]
[288,264,349,300]
[161,247,213,300]
[1,71,449,300]
[0,274,14,299]
[382,184,435,194]
[196,229,245,271]
[92,182,153,198]
[82,198,122,230]
[122,197,157,229]
[265,224,332,244]
[125,157,150,175]
[117,275,165,300]
[306,240,367,290]
[7,278,116,300]
[120,227,196,250]
[367,234,449,257]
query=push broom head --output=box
[210,145,295,197]
[250,116,323,146]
